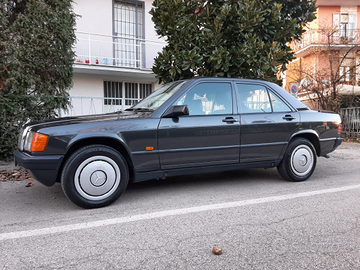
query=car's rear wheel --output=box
[277,138,317,182]
[61,145,129,208]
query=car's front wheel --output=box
[277,138,317,182]
[61,145,129,208]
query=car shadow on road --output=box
[1,167,285,212]
[127,167,284,193]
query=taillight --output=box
[338,124,342,134]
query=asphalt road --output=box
[1,142,360,270]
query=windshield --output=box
[130,81,186,111]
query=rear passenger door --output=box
[236,83,300,163]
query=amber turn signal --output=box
[30,133,49,152]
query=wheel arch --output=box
[290,131,320,156]
[57,137,134,183]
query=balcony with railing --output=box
[58,96,141,117]
[290,29,360,56]
[73,32,166,70]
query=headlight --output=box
[24,131,35,152]
[18,126,30,151]
[23,130,49,152]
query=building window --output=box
[339,66,354,83]
[104,81,153,105]
[114,0,145,68]
[139,83,152,99]
[333,13,356,41]
[104,81,122,105]
[125,82,138,105]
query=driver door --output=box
[158,82,240,169]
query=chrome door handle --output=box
[283,115,295,121]
[222,117,238,123]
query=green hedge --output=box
[0,94,69,160]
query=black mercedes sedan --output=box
[14,78,343,208]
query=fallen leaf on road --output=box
[26,182,34,187]
[0,169,32,181]
[212,247,222,255]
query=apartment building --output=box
[66,0,164,116]
[286,0,360,109]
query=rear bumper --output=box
[13,150,64,186]
[319,137,343,156]
[333,137,343,150]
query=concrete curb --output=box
[0,161,19,171]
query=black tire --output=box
[61,145,129,208]
[277,138,317,182]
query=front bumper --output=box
[13,150,64,187]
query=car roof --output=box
[184,77,309,111]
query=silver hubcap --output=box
[74,156,121,201]
[290,145,314,176]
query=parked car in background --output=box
[14,78,343,208]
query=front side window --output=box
[176,83,233,116]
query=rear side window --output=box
[268,91,292,113]
[236,84,271,113]
[236,84,292,113]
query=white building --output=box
[66,0,165,116]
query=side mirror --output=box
[163,105,189,118]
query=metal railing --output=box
[74,31,166,70]
[340,107,360,137]
[59,96,142,117]
[290,29,360,53]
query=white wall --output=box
[68,0,164,115]
[72,73,157,97]
[72,0,165,68]
[67,73,160,116]
[144,0,166,68]
[73,0,113,35]
[73,0,162,40]
[144,0,160,41]
[72,74,104,97]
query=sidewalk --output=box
[0,161,19,171]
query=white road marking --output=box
[1,184,360,241]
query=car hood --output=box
[25,111,152,131]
